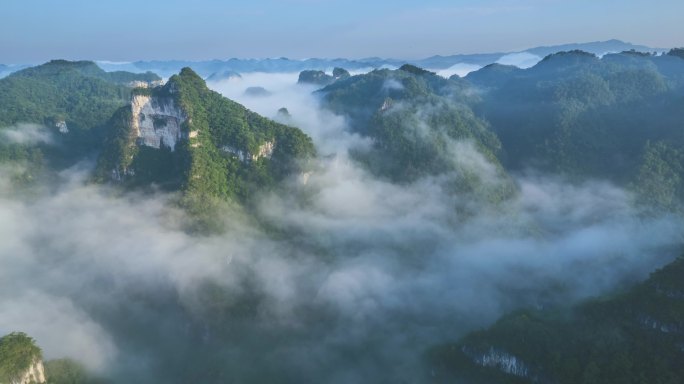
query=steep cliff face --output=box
[11,359,46,384]
[130,94,186,150]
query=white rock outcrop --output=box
[298,171,312,185]
[127,80,165,88]
[12,358,46,384]
[221,146,248,162]
[130,95,186,150]
[55,120,68,134]
[221,140,275,162]
[465,346,530,378]
[252,140,275,161]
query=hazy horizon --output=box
[2,0,683,63]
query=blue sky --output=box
[1,0,683,63]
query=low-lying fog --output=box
[0,72,681,383]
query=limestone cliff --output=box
[130,94,186,150]
[10,358,46,384]
[464,346,529,378]
[0,333,45,384]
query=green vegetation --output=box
[468,50,684,188]
[428,257,684,384]
[45,359,106,384]
[172,67,315,199]
[0,60,161,172]
[0,60,157,130]
[399,63,436,76]
[320,66,515,205]
[634,141,684,211]
[0,332,42,383]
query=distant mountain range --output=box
[1,40,665,80]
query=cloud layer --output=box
[0,74,681,383]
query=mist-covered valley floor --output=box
[0,69,682,383]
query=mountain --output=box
[0,61,315,229]
[297,67,350,86]
[526,39,660,58]
[0,332,45,384]
[0,60,161,179]
[0,60,159,130]
[95,67,315,227]
[427,255,684,383]
[317,64,516,207]
[310,49,684,212]
[463,49,684,208]
[205,69,241,82]
[89,40,660,78]
[0,332,104,384]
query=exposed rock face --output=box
[298,171,312,185]
[464,346,530,378]
[379,97,393,112]
[127,79,164,88]
[253,140,275,160]
[130,94,186,150]
[55,120,68,134]
[110,167,135,182]
[12,358,46,384]
[221,140,275,162]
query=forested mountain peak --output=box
[11,59,161,85]
[96,67,315,229]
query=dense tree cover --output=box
[169,67,315,199]
[0,60,162,172]
[319,66,515,205]
[0,332,42,383]
[427,257,684,384]
[0,141,45,185]
[634,141,684,211]
[0,60,158,130]
[466,50,684,191]
[44,359,107,384]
